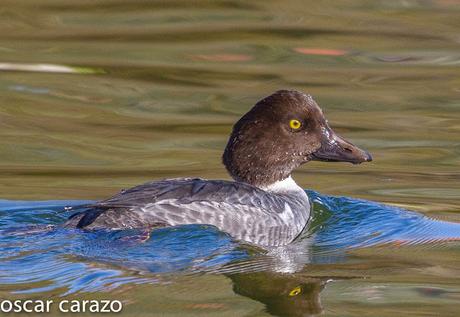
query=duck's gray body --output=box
[65,178,311,246]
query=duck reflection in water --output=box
[228,271,326,317]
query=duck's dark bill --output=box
[311,129,372,164]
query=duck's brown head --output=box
[223,90,372,187]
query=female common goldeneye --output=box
[65,90,372,246]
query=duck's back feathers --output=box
[95,178,285,211]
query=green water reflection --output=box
[0,0,459,316]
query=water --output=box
[1,0,460,316]
[1,194,460,315]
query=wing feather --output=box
[92,178,286,213]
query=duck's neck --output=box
[259,176,305,196]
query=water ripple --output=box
[1,192,459,295]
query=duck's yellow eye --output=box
[289,119,302,130]
[289,286,302,297]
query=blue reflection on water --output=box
[0,192,459,295]
[306,191,460,249]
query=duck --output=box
[64,90,372,247]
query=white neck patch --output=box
[260,176,304,194]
